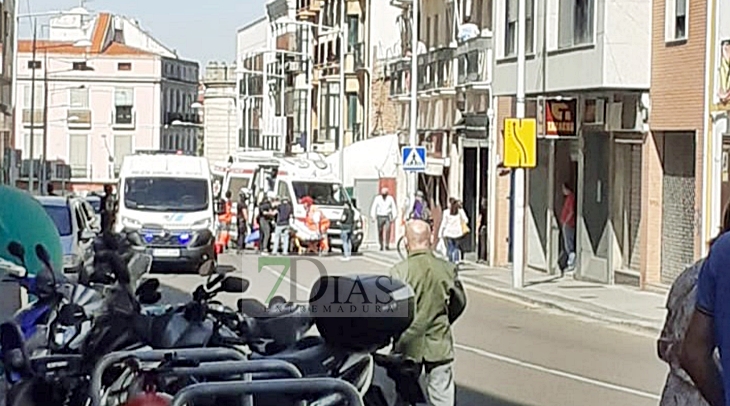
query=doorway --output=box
[579,132,611,283]
[354,179,380,246]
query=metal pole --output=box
[40,51,49,194]
[280,54,286,153]
[339,0,346,183]
[407,0,418,200]
[28,24,37,193]
[512,0,527,288]
[305,36,313,152]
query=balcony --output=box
[67,109,92,129]
[387,58,410,100]
[113,107,136,130]
[432,47,455,93]
[296,0,319,17]
[456,36,491,87]
[22,109,44,127]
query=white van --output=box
[115,151,216,270]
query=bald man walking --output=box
[389,220,467,406]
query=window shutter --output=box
[675,0,686,17]
[114,134,133,167]
[507,0,518,22]
[70,88,88,108]
[69,134,88,177]
[114,88,134,106]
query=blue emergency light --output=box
[178,233,191,245]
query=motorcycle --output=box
[113,274,422,406]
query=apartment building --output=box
[202,62,238,163]
[387,0,493,252]
[288,0,372,154]
[237,16,280,152]
[0,0,16,184]
[489,0,652,286]
[14,8,199,190]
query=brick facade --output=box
[370,59,401,136]
[645,0,707,285]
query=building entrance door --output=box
[578,132,611,283]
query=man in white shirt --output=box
[370,187,397,251]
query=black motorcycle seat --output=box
[250,336,346,376]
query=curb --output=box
[361,252,662,335]
[459,275,662,335]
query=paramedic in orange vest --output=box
[216,190,233,252]
[302,196,330,252]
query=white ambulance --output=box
[116,151,216,271]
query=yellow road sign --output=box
[503,118,537,168]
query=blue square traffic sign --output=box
[401,146,426,172]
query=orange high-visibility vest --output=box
[218,200,232,224]
[305,205,330,231]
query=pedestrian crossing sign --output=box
[401,146,427,172]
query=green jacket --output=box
[389,249,465,363]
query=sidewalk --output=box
[361,250,667,335]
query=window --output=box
[68,134,88,178]
[113,134,133,175]
[27,60,41,69]
[40,205,72,236]
[23,84,43,108]
[22,133,43,159]
[291,181,348,206]
[72,61,89,71]
[666,0,688,41]
[347,93,358,131]
[277,181,291,201]
[433,15,439,47]
[69,87,89,108]
[559,0,594,48]
[505,0,516,56]
[319,82,340,142]
[114,87,134,125]
[293,89,307,135]
[117,62,132,71]
[347,16,359,49]
[426,17,431,48]
[504,0,535,56]
[123,177,209,212]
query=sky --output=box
[18,0,265,65]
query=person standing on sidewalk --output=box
[679,205,730,406]
[272,196,293,255]
[560,183,577,271]
[236,188,250,254]
[340,201,355,261]
[389,220,466,406]
[370,187,397,251]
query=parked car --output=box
[35,196,97,273]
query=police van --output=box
[116,151,216,271]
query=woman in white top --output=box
[439,199,469,263]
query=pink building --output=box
[14,10,199,191]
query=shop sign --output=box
[545,100,577,137]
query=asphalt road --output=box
[153,250,669,406]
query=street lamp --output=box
[27,30,93,193]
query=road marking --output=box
[454,343,661,400]
[260,265,310,293]
[259,255,659,401]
